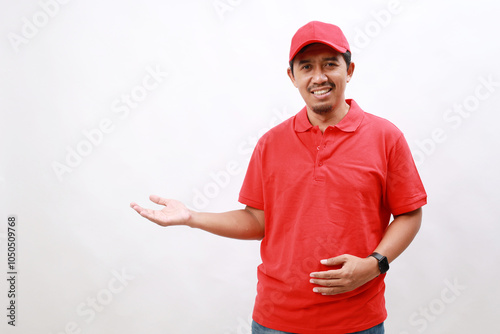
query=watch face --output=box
[369,253,389,274]
[379,257,389,274]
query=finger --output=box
[149,194,168,206]
[310,277,341,286]
[138,208,159,222]
[320,254,348,266]
[130,203,144,214]
[312,286,344,296]
[310,269,341,279]
[130,203,165,225]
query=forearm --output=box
[187,207,265,240]
[373,207,423,263]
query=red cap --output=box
[289,21,350,62]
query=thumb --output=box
[149,194,168,206]
[320,254,349,266]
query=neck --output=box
[307,101,350,133]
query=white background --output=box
[1,0,499,333]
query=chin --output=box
[311,104,334,115]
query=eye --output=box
[301,64,312,70]
[325,62,337,68]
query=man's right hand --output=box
[130,195,191,227]
[131,195,265,240]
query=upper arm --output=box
[244,205,265,239]
[394,207,423,220]
[392,207,423,234]
[394,207,422,221]
[386,134,427,215]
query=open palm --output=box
[130,195,191,227]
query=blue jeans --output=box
[251,320,384,334]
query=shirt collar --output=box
[294,99,364,133]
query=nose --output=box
[311,67,328,84]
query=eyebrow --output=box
[323,57,340,62]
[297,56,340,65]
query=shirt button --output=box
[318,161,323,166]
[317,146,320,150]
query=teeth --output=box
[312,89,330,95]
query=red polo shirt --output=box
[239,99,427,333]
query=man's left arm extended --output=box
[309,207,423,295]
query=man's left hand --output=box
[309,254,380,295]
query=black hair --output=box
[289,49,351,77]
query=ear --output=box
[346,62,355,83]
[287,67,298,88]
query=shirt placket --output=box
[314,127,334,182]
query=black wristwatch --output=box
[368,252,389,274]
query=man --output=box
[131,21,427,334]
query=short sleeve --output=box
[386,134,427,215]
[239,143,265,210]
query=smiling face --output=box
[288,43,355,118]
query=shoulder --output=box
[363,112,402,133]
[354,110,412,159]
[360,111,405,143]
[256,114,296,148]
